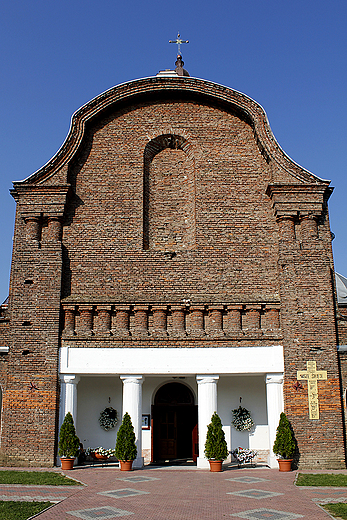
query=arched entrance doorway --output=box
[152,382,198,462]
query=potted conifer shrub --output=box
[273,412,296,472]
[58,412,80,470]
[204,412,228,472]
[115,412,137,471]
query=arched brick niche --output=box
[143,134,196,251]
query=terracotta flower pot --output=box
[61,457,75,470]
[277,458,293,472]
[209,460,223,472]
[93,452,109,461]
[119,460,133,471]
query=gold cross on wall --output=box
[297,360,327,420]
[169,32,189,55]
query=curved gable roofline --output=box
[14,76,330,187]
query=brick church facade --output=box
[0,59,346,468]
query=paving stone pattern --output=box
[67,506,134,519]
[4,466,345,519]
[116,476,160,483]
[98,488,150,498]
[226,477,270,483]
[231,509,304,520]
[0,483,81,502]
[227,489,284,499]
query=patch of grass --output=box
[0,500,53,519]
[323,503,347,520]
[0,470,80,486]
[296,473,347,487]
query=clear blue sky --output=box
[1,0,346,304]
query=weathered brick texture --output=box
[1,76,345,467]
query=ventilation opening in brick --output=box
[24,279,34,285]
[22,350,31,356]
[22,321,31,326]
[143,134,196,251]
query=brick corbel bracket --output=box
[11,184,71,214]
[11,185,71,241]
[266,184,333,241]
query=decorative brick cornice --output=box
[13,77,329,187]
[61,301,282,340]
[11,184,71,217]
[266,184,332,219]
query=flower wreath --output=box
[231,406,254,431]
[99,407,118,431]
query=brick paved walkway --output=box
[1,465,347,519]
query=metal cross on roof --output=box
[169,32,189,56]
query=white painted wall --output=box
[74,374,270,457]
[76,376,123,450]
[218,375,269,452]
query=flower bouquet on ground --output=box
[86,446,116,461]
[231,447,257,467]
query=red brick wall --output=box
[64,100,278,304]
[2,78,345,467]
[1,190,67,466]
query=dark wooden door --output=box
[153,404,198,461]
[192,421,199,462]
[152,383,198,462]
[158,409,177,460]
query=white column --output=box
[120,375,144,468]
[266,373,284,468]
[196,375,219,469]
[59,374,80,429]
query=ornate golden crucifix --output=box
[169,32,189,55]
[297,360,327,419]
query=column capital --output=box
[97,305,112,311]
[276,214,296,222]
[151,305,168,311]
[196,375,219,385]
[190,305,205,311]
[47,214,63,222]
[120,375,145,385]
[265,373,283,385]
[59,374,80,385]
[22,213,41,223]
[299,213,319,222]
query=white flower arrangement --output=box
[231,447,257,465]
[86,446,116,457]
[99,407,118,431]
[231,406,254,431]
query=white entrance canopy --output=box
[59,345,284,469]
[59,345,284,375]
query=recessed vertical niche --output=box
[143,134,196,251]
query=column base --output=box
[197,456,210,469]
[132,456,144,469]
[268,455,278,469]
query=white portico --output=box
[59,345,284,468]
